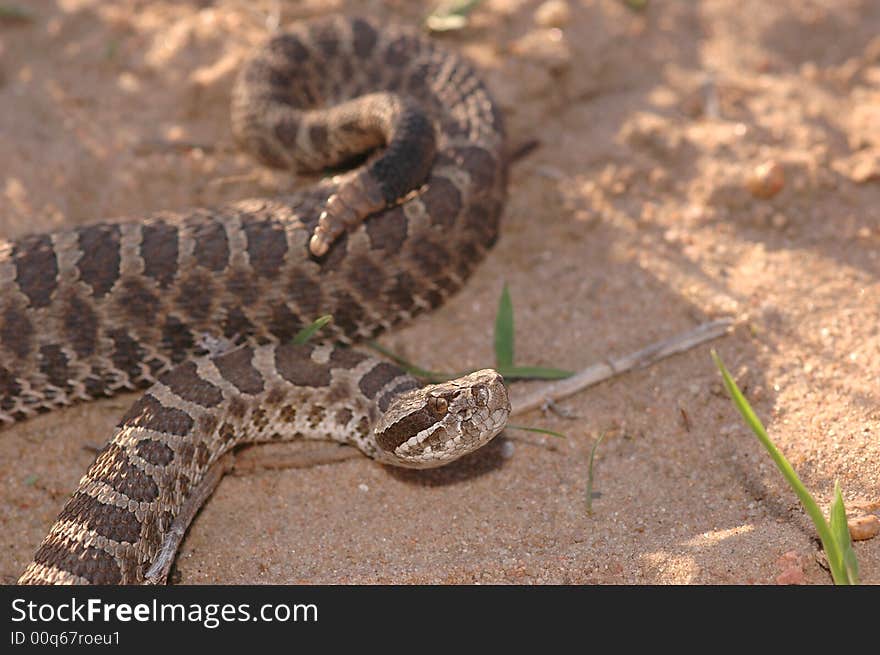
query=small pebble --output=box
[534,0,571,28]
[848,514,880,541]
[358,483,369,493]
[849,152,880,184]
[500,440,515,459]
[746,161,785,199]
[511,29,572,72]
[771,213,788,229]
[774,550,806,585]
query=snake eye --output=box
[427,395,448,416]
[471,385,489,407]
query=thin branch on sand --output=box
[510,318,734,417]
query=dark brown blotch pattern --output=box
[358,361,403,399]
[351,18,377,58]
[57,491,142,543]
[329,290,365,337]
[0,365,23,412]
[160,316,195,364]
[159,360,223,408]
[219,422,236,443]
[33,539,121,585]
[244,219,288,278]
[76,224,121,299]
[89,442,159,503]
[176,272,215,322]
[189,214,230,272]
[377,378,420,412]
[228,397,247,419]
[39,344,71,391]
[307,404,325,428]
[12,234,58,308]
[409,236,451,278]
[222,306,255,342]
[366,206,407,253]
[335,407,353,426]
[140,220,179,288]
[328,346,369,369]
[251,408,269,430]
[375,407,436,452]
[270,33,309,64]
[347,255,384,299]
[213,346,264,395]
[64,294,99,358]
[119,393,194,437]
[198,413,219,436]
[422,176,462,229]
[195,442,211,468]
[386,271,417,312]
[1,305,34,359]
[135,438,174,467]
[268,302,303,342]
[274,343,331,388]
[286,268,322,317]
[118,278,160,323]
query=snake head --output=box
[373,369,510,469]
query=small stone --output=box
[800,61,819,80]
[775,568,805,585]
[620,113,683,160]
[775,550,806,585]
[358,483,369,493]
[771,213,788,229]
[534,0,571,28]
[511,28,572,72]
[500,440,515,459]
[746,161,785,199]
[848,514,880,541]
[863,35,880,62]
[849,152,880,184]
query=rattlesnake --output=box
[12,15,509,585]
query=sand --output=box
[1,0,878,584]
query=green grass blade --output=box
[494,284,515,369]
[586,431,607,515]
[506,424,567,439]
[829,482,859,584]
[0,5,33,22]
[425,0,483,31]
[711,350,853,584]
[292,315,333,344]
[496,365,573,380]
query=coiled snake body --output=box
[11,15,509,585]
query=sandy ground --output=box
[1,0,879,585]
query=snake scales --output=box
[12,15,509,585]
